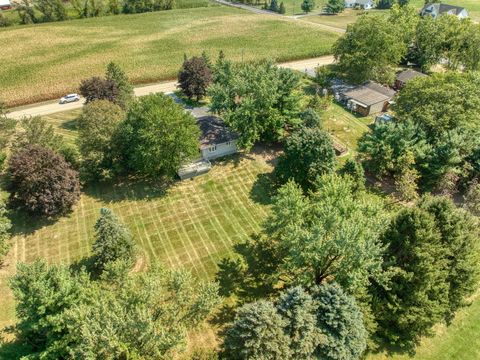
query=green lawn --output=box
[303,9,388,29]
[322,102,372,153]
[0,110,274,335]
[0,6,339,107]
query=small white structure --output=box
[344,0,375,10]
[420,3,469,19]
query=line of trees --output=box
[334,4,480,85]
[8,0,198,26]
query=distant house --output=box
[0,0,11,10]
[420,3,469,19]
[344,0,375,10]
[395,69,428,89]
[342,81,396,116]
[178,113,238,180]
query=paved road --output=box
[8,55,335,119]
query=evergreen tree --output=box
[279,1,286,14]
[299,108,322,129]
[105,62,134,109]
[324,0,344,14]
[419,196,480,320]
[277,287,321,359]
[301,0,314,13]
[269,0,279,12]
[339,158,365,192]
[222,301,291,359]
[373,207,450,349]
[92,208,136,271]
[313,283,367,360]
[394,150,419,202]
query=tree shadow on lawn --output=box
[82,178,170,204]
[59,118,78,131]
[0,339,31,360]
[8,208,63,238]
[250,172,276,206]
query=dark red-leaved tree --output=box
[178,56,212,101]
[7,145,81,217]
[79,77,119,104]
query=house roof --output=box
[396,69,427,83]
[355,0,373,5]
[197,116,238,149]
[422,3,467,16]
[343,81,396,107]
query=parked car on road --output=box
[59,94,80,104]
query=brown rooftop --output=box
[197,116,238,149]
[396,69,427,83]
[343,82,396,107]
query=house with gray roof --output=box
[420,3,469,19]
[0,0,11,10]
[395,69,428,89]
[342,81,396,116]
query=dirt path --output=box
[7,55,335,119]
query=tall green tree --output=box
[275,128,336,191]
[9,259,90,357]
[113,93,200,178]
[106,62,134,109]
[222,301,292,359]
[373,207,450,350]
[277,286,321,359]
[339,158,365,192]
[333,14,406,84]
[394,150,419,202]
[313,283,367,360]
[324,0,344,14]
[209,60,301,150]
[418,196,480,319]
[77,100,125,180]
[301,0,314,13]
[92,208,136,272]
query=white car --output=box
[59,93,80,104]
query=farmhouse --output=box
[395,69,427,89]
[178,114,238,180]
[420,3,469,19]
[0,0,11,10]
[344,0,375,10]
[342,81,396,116]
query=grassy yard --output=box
[0,108,274,335]
[0,6,339,107]
[322,102,372,153]
[303,9,387,29]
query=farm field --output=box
[0,6,339,107]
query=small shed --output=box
[343,82,396,116]
[197,115,238,161]
[395,69,427,89]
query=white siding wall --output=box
[201,141,238,160]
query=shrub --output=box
[7,145,81,217]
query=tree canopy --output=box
[10,259,220,359]
[7,145,80,217]
[113,93,200,178]
[209,59,301,150]
[77,100,125,180]
[178,55,213,101]
[333,14,406,84]
[275,127,336,191]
